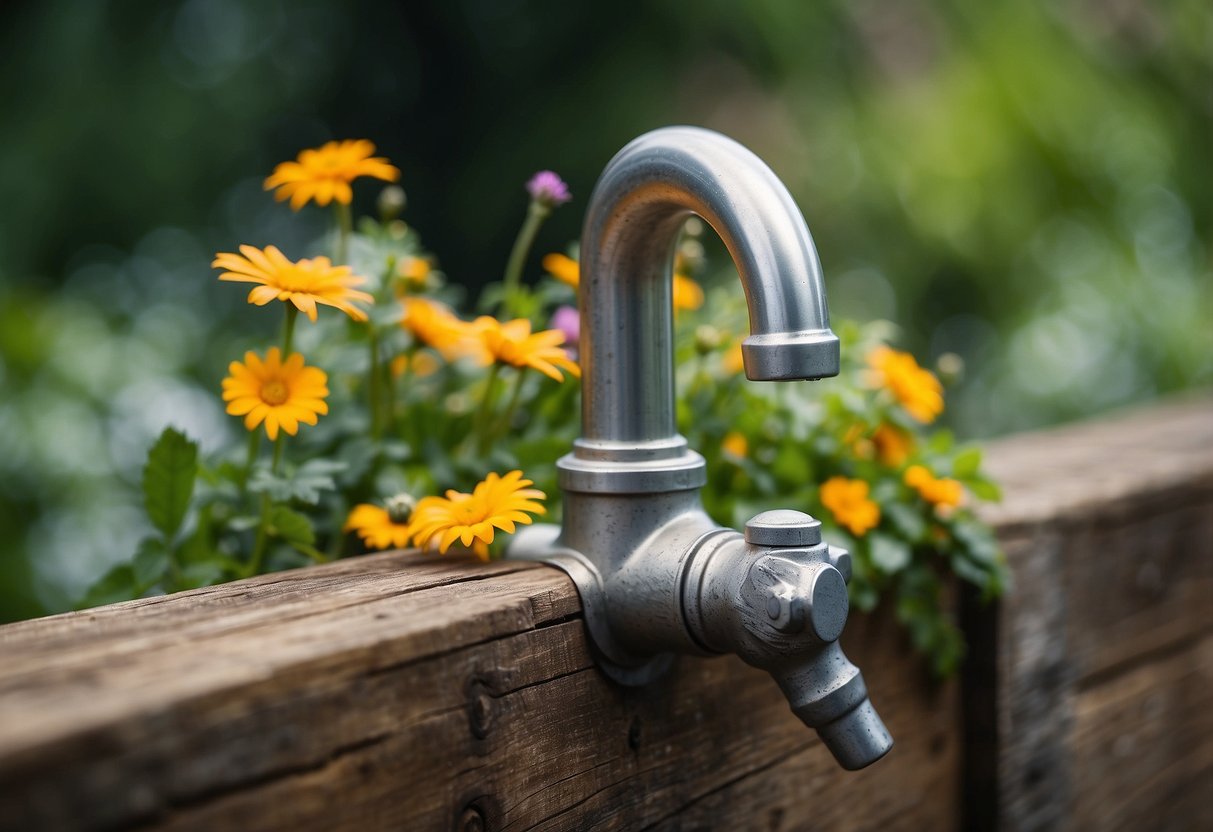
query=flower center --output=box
[452,501,482,523]
[261,379,290,406]
[385,494,416,525]
[276,264,320,293]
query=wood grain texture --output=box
[0,394,1209,831]
[0,551,957,832]
[980,393,1213,831]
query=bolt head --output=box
[745,509,822,547]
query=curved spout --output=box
[513,128,892,771]
[577,126,839,448]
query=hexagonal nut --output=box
[764,588,805,633]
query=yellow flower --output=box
[542,252,703,313]
[390,351,441,378]
[721,431,748,459]
[543,252,580,289]
[474,317,580,382]
[397,256,431,288]
[904,465,964,508]
[221,348,329,440]
[723,341,746,375]
[872,423,914,467]
[673,272,705,312]
[866,346,944,424]
[213,245,373,322]
[401,297,491,364]
[264,139,400,210]
[410,470,546,560]
[820,476,881,537]
[344,504,413,551]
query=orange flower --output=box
[872,423,914,467]
[542,252,580,289]
[390,351,441,378]
[820,476,881,537]
[721,431,749,459]
[397,257,432,289]
[866,346,944,423]
[344,503,413,550]
[401,297,490,364]
[264,139,399,210]
[221,348,329,440]
[673,272,705,312]
[410,470,546,560]
[723,341,746,375]
[904,465,964,508]
[475,317,580,382]
[213,245,373,322]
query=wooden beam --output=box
[0,394,1209,831]
[979,393,1213,830]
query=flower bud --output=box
[378,185,407,221]
[526,171,571,210]
[398,257,431,289]
[695,324,724,354]
[936,352,965,385]
[385,493,417,525]
[678,239,705,273]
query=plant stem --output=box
[334,202,352,264]
[467,363,502,456]
[247,433,287,578]
[248,493,271,578]
[282,305,299,355]
[369,327,382,439]
[291,542,331,564]
[500,201,549,316]
[490,369,528,445]
[384,345,399,437]
[271,433,286,475]
[242,430,261,490]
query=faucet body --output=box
[508,127,892,770]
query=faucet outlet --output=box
[508,127,892,771]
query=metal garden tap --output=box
[509,126,893,770]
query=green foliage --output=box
[142,428,198,541]
[72,174,1007,675]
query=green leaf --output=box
[269,506,315,546]
[951,552,993,587]
[132,538,169,587]
[78,564,138,609]
[771,446,810,485]
[178,561,228,590]
[884,502,927,541]
[868,532,912,573]
[249,459,346,505]
[927,429,955,454]
[965,477,1004,502]
[143,427,198,541]
[951,446,983,478]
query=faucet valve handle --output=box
[744,510,822,547]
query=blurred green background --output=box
[1,0,1209,621]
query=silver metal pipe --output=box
[577,125,839,449]
[510,127,891,772]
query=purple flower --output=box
[550,305,580,358]
[526,170,571,208]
